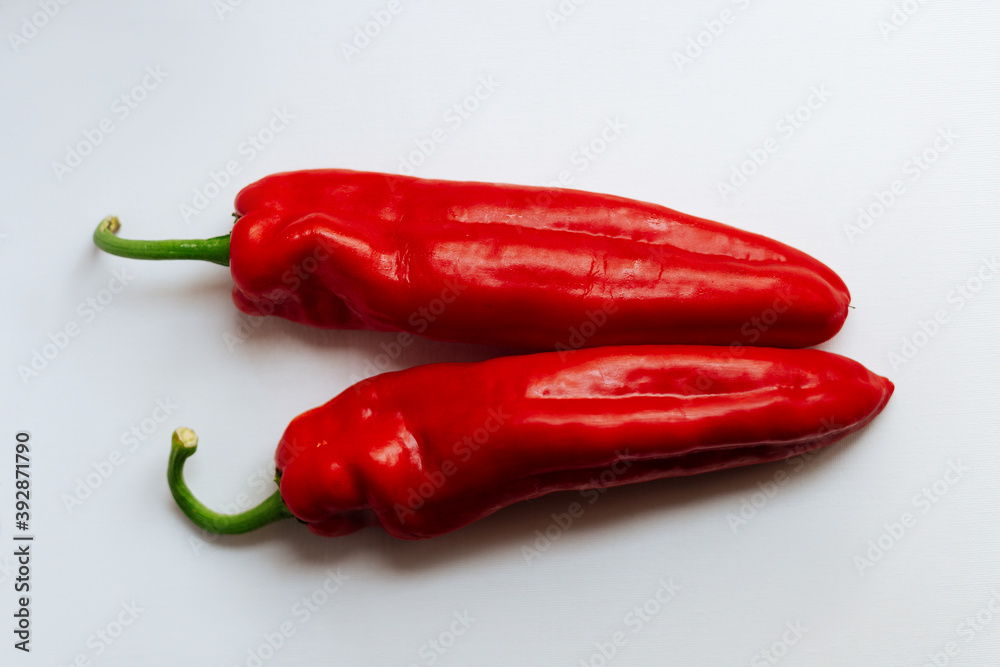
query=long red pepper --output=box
[167,346,892,540]
[95,169,850,349]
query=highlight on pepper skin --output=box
[166,346,893,541]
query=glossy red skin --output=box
[274,346,893,540]
[230,169,850,349]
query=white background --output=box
[2,1,999,665]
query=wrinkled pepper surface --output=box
[95,169,850,348]
[168,345,893,540]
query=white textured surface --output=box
[2,1,999,665]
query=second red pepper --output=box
[168,345,892,540]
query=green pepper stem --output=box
[167,428,292,534]
[93,216,231,267]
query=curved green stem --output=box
[168,428,292,534]
[94,216,231,266]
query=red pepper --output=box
[167,345,892,540]
[95,169,850,348]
